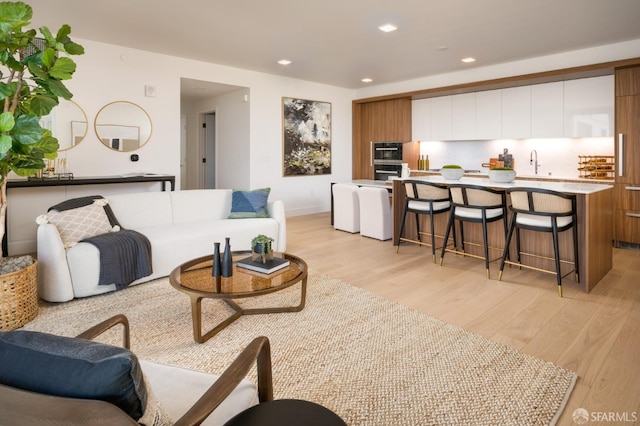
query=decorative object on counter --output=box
[418,155,430,171]
[498,148,515,169]
[488,167,517,183]
[401,163,411,178]
[578,155,615,180]
[440,165,464,180]
[251,234,275,264]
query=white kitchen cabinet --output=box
[564,75,614,137]
[501,86,531,138]
[452,93,476,140]
[430,95,452,141]
[411,98,432,141]
[475,90,502,140]
[531,81,564,138]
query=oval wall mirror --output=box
[38,99,88,151]
[94,101,152,152]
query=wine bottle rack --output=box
[577,155,615,180]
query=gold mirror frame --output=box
[94,101,152,152]
[38,99,88,151]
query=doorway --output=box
[203,112,216,189]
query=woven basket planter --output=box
[0,260,38,331]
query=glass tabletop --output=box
[170,251,306,297]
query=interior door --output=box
[203,112,216,189]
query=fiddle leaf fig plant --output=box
[0,1,84,258]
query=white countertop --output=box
[340,177,612,195]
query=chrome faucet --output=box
[530,150,539,175]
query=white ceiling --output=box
[28,0,640,94]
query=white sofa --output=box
[36,189,286,302]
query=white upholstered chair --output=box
[357,186,392,241]
[332,183,360,233]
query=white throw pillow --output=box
[38,200,116,248]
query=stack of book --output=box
[236,256,290,274]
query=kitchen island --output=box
[391,176,613,292]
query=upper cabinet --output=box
[411,75,614,141]
[430,95,453,141]
[452,93,476,140]
[411,98,432,141]
[564,75,614,137]
[501,86,531,139]
[531,81,564,138]
[475,90,502,140]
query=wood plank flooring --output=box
[287,212,640,426]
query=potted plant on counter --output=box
[0,1,83,330]
[488,167,517,183]
[440,164,464,180]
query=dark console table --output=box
[4,174,175,256]
[6,174,175,191]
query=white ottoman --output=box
[358,186,392,241]
[332,184,360,233]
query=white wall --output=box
[47,38,355,216]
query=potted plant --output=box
[251,234,274,264]
[440,164,464,180]
[0,1,83,329]
[488,167,517,183]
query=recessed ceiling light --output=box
[361,78,373,83]
[378,24,397,33]
[278,59,292,65]
[461,57,476,63]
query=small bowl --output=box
[488,169,517,183]
[440,168,464,180]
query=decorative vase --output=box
[222,237,233,277]
[212,242,221,277]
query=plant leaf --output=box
[43,79,72,100]
[29,94,58,116]
[63,42,84,55]
[48,57,76,80]
[0,2,32,34]
[10,114,43,145]
[0,112,15,132]
[0,82,14,101]
[0,134,12,155]
[41,48,56,68]
[55,24,70,41]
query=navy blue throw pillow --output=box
[0,330,146,420]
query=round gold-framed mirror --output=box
[94,101,152,152]
[38,99,88,151]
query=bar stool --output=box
[439,184,508,278]
[396,180,452,263]
[331,183,360,233]
[357,186,392,240]
[498,188,579,297]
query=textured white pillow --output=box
[40,200,116,248]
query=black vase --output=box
[222,237,233,277]
[212,242,222,277]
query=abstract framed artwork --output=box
[282,97,331,176]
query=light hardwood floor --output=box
[287,212,640,426]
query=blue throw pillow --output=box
[229,188,271,218]
[0,330,147,420]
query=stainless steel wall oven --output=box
[372,141,403,180]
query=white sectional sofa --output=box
[36,189,286,302]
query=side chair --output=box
[0,314,271,425]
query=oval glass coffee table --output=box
[169,251,307,343]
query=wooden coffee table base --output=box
[188,278,307,343]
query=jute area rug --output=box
[23,272,576,425]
